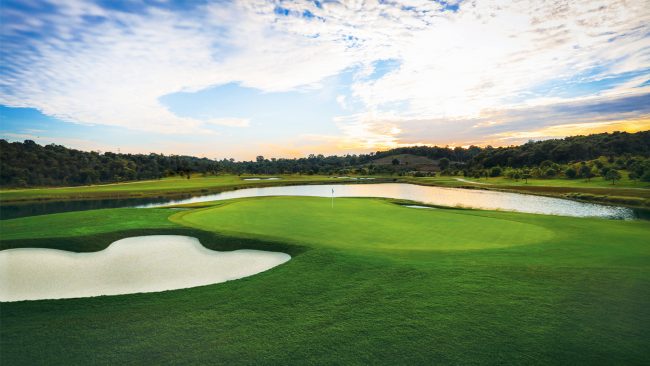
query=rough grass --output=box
[429,173,650,189]
[407,175,650,208]
[1,198,650,365]
[0,208,177,240]
[0,174,365,203]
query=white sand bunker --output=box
[0,235,290,302]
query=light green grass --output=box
[1,198,650,365]
[406,175,650,208]
[445,173,650,189]
[0,208,177,240]
[0,174,361,203]
[172,197,554,251]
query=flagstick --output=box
[331,188,334,208]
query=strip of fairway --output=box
[172,197,555,252]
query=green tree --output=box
[439,158,450,170]
[489,166,502,177]
[590,166,599,181]
[544,168,557,178]
[641,170,650,182]
[565,167,577,179]
[605,169,621,185]
[578,164,593,181]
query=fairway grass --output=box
[172,197,555,251]
[0,174,370,203]
[1,197,649,364]
[407,175,650,208]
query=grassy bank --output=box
[3,173,649,211]
[2,197,649,364]
[445,173,650,189]
[0,174,391,203]
[405,175,650,208]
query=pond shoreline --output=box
[0,177,397,204]
[2,178,649,220]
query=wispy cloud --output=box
[1,132,115,152]
[1,0,648,152]
[206,118,250,128]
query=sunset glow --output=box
[1,0,648,159]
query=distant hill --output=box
[370,154,440,171]
[371,130,650,166]
[2,130,649,187]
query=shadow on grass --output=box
[0,227,308,256]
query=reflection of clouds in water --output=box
[140,183,634,219]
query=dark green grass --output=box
[0,208,177,240]
[1,198,649,365]
[0,174,379,203]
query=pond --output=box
[137,183,640,219]
[0,235,290,302]
[1,183,646,220]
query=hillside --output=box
[2,130,650,187]
[370,154,440,171]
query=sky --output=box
[1,0,649,160]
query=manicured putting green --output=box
[174,197,554,251]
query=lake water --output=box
[2,183,646,220]
[0,235,290,302]
[138,183,639,219]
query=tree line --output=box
[1,130,649,187]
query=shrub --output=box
[565,167,577,179]
[490,166,502,177]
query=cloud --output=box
[0,1,359,134]
[0,132,115,152]
[1,0,648,148]
[491,117,650,144]
[333,93,650,148]
[206,118,250,128]
[336,95,347,109]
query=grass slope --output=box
[0,174,367,203]
[3,172,648,210]
[371,154,440,171]
[406,176,650,208]
[445,174,650,189]
[1,198,649,365]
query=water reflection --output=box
[2,183,646,220]
[138,183,639,220]
[0,196,174,220]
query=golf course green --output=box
[172,197,555,251]
[1,197,649,364]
